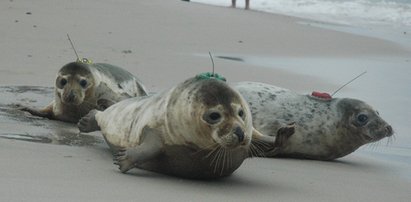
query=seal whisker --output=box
[220,148,227,176]
[250,141,267,157]
[249,143,259,157]
[194,143,218,156]
[229,150,233,170]
[255,145,267,157]
[249,144,257,157]
[213,147,223,175]
[211,147,222,174]
[204,144,220,159]
[253,138,273,148]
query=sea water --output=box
[192,0,411,28]
[192,0,411,46]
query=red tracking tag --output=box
[311,91,332,100]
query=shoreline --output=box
[191,0,411,50]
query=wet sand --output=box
[1,0,410,201]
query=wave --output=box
[192,0,411,27]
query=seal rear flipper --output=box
[77,109,100,133]
[136,81,148,96]
[113,126,163,173]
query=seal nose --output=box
[234,127,245,143]
[385,125,393,136]
[67,91,75,102]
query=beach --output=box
[1,0,410,201]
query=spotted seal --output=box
[78,74,294,179]
[234,82,393,160]
[19,61,147,123]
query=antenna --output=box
[67,34,80,61]
[208,51,215,76]
[331,71,367,96]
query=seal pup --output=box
[234,82,393,160]
[19,61,148,123]
[78,73,294,179]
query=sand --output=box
[1,0,410,201]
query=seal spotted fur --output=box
[234,82,393,160]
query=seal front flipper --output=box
[249,124,295,157]
[274,123,295,148]
[96,99,116,110]
[77,109,100,132]
[18,103,54,119]
[113,127,163,173]
[265,123,295,157]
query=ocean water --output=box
[192,0,411,29]
[192,0,411,46]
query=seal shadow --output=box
[0,86,104,147]
[118,158,293,193]
[122,167,284,191]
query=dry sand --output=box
[1,0,410,201]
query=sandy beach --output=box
[1,0,410,201]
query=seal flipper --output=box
[265,123,295,157]
[77,109,100,132]
[113,126,163,173]
[96,99,116,110]
[274,123,295,148]
[136,81,148,96]
[249,123,295,157]
[18,103,54,119]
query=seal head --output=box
[56,62,94,105]
[168,77,252,150]
[336,98,393,144]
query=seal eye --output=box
[356,114,369,126]
[79,79,88,88]
[209,112,221,121]
[204,112,222,124]
[60,78,67,87]
[238,109,244,119]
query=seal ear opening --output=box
[78,109,100,133]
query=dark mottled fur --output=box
[234,82,393,160]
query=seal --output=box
[234,82,394,160]
[19,61,148,123]
[78,74,294,179]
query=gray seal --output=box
[19,61,147,123]
[234,82,393,160]
[78,75,294,179]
